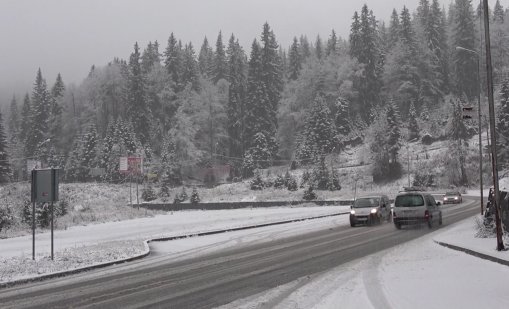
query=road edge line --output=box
[434,240,509,267]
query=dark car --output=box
[443,191,462,204]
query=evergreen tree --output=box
[19,93,31,144]
[79,124,99,181]
[296,96,336,162]
[141,41,161,74]
[493,0,504,23]
[226,35,247,159]
[213,31,228,83]
[127,42,151,146]
[164,33,183,90]
[26,68,51,158]
[161,134,182,187]
[288,37,302,80]
[64,137,82,182]
[0,111,11,183]
[388,8,400,46]
[246,132,271,168]
[349,11,361,58]
[350,4,381,120]
[260,23,283,158]
[408,101,420,141]
[7,96,19,142]
[334,98,350,136]
[315,35,323,60]
[299,35,311,59]
[326,29,338,56]
[49,73,65,152]
[198,36,214,78]
[181,42,200,91]
[190,187,200,204]
[452,0,477,100]
[386,101,402,165]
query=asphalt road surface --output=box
[0,199,480,309]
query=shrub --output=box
[179,187,188,202]
[421,134,433,145]
[273,174,285,189]
[327,169,341,191]
[250,170,265,190]
[142,184,157,202]
[286,177,298,191]
[0,206,13,233]
[300,170,311,188]
[303,186,317,200]
[190,187,200,205]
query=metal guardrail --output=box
[132,199,354,211]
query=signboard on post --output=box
[30,168,59,261]
[119,157,128,173]
[128,157,143,175]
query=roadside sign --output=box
[31,169,59,203]
[128,157,143,175]
[119,157,128,172]
[119,156,143,175]
[462,106,475,119]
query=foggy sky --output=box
[0,0,457,108]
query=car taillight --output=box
[424,210,430,220]
[393,211,397,217]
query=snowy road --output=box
[0,200,480,308]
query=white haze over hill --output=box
[0,0,429,107]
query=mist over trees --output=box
[2,0,509,185]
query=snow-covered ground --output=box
[217,216,509,309]
[1,201,509,308]
[0,205,349,283]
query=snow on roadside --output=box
[0,240,146,283]
[217,217,509,309]
[0,206,348,284]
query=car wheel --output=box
[428,217,433,229]
[350,221,356,227]
[395,223,401,230]
[439,213,443,226]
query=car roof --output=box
[356,195,386,199]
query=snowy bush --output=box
[474,216,496,238]
[142,184,157,202]
[300,170,311,188]
[0,205,14,232]
[250,170,265,190]
[273,174,285,189]
[190,187,200,205]
[303,186,317,200]
[286,177,298,191]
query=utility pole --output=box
[483,0,505,251]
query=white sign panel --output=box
[119,157,128,172]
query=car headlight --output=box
[454,197,458,200]
[350,210,355,215]
[444,197,448,200]
[371,208,378,214]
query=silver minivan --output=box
[350,195,391,227]
[393,192,442,229]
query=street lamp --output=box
[456,46,484,215]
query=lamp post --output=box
[456,46,484,215]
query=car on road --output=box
[350,195,391,227]
[443,191,462,204]
[393,191,442,229]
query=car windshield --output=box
[353,197,379,208]
[394,195,425,207]
[445,192,459,195]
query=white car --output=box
[350,195,391,227]
[393,191,442,229]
